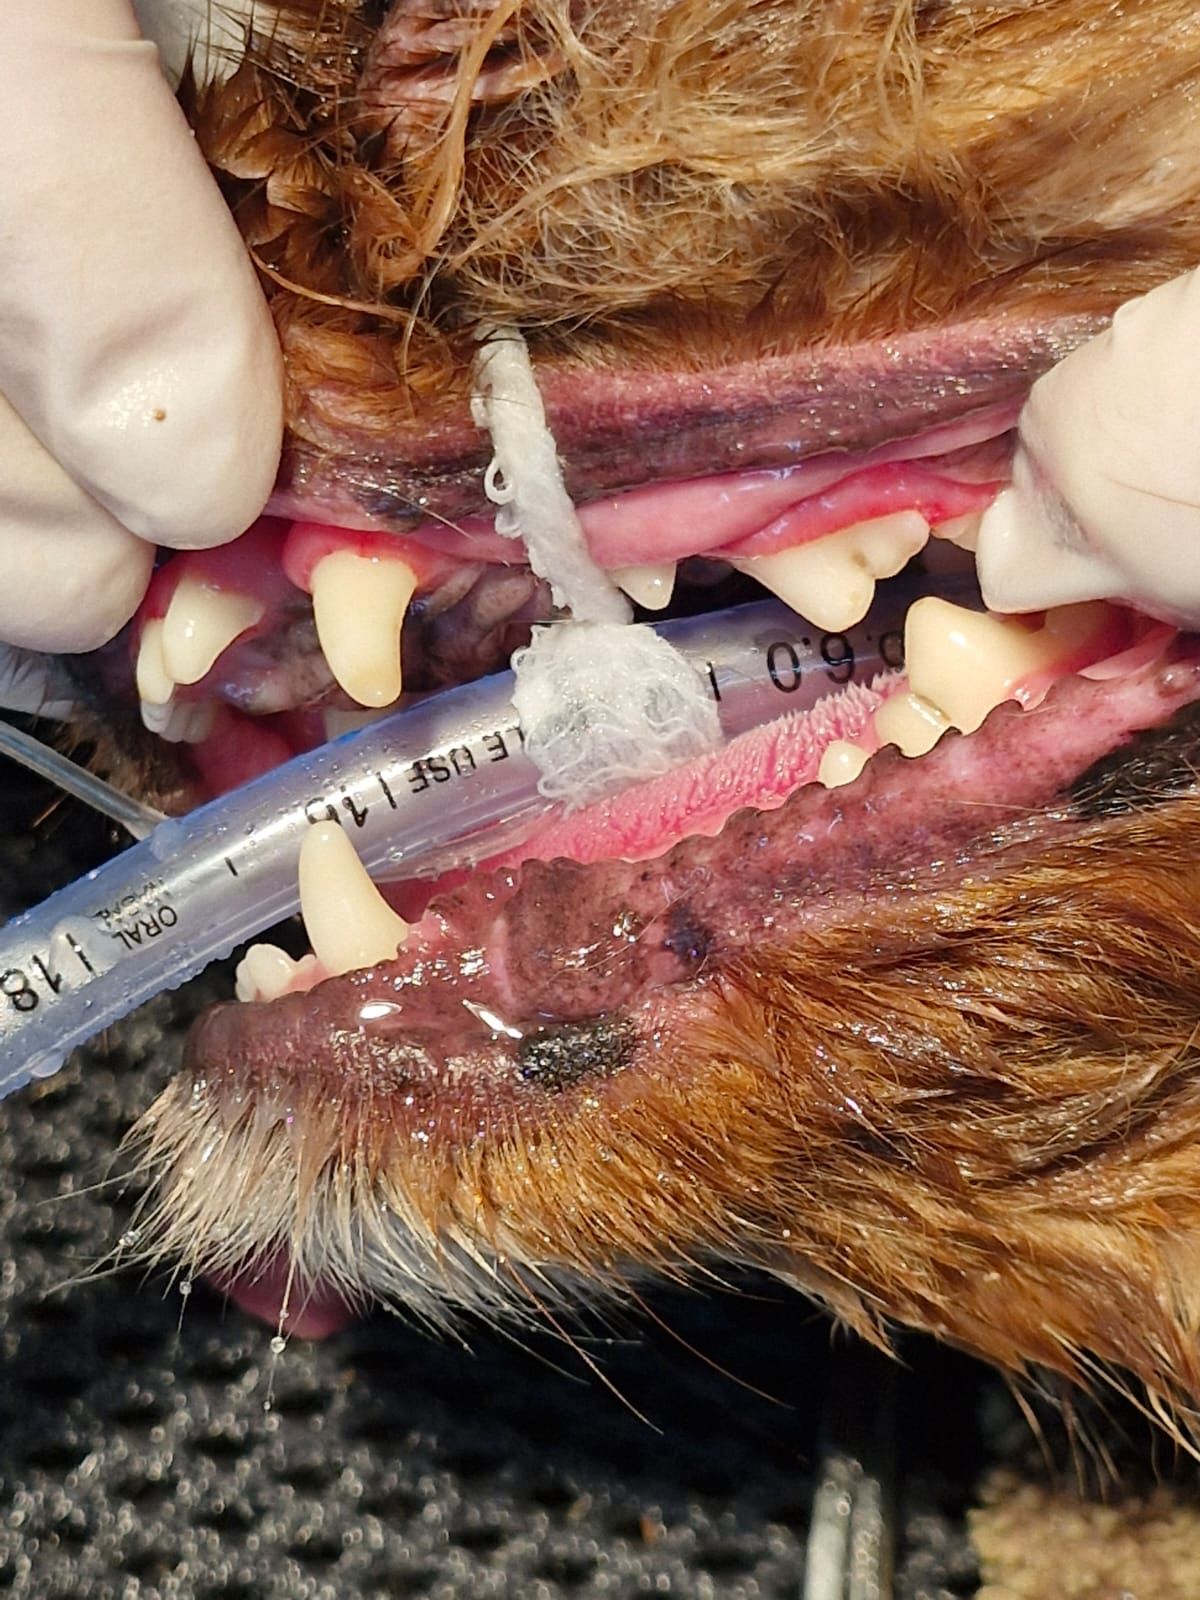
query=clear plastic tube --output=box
[0,577,970,1092]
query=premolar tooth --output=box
[873,690,951,757]
[931,513,981,551]
[735,510,930,630]
[818,740,871,788]
[135,619,174,706]
[903,598,1107,735]
[611,562,677,610]
[298,821,410,978]
[311,549,417,708]
[161,573,264,686]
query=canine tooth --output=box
[135,619,174,706]
[311,549,417,708]
[235,943,303,1004]
[161,573,264,686]
[735,510,930,630]
[817,740,871,788]
[903,598,1108,735]
[873,690,951,757]
[611,562,677,610]
[298,821,410,978]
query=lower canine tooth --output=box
[311,549,417,708]
[734,510,930,630]
[161,573,264,686]
[135,619,174,706]
[903,598,1106,735]
[298,821,411,978]
[611,562,677,610]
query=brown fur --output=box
[113,1,1200,1434]
[130,784,1200,1436]
[194,0,1200,438]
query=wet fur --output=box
[117,1,1200,1433]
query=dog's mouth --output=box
[103,307,1200,1338]
[74,0,1200,1403]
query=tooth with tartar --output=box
[611,561,678,610]
[817,739,872,788]
[161,573,264,686]
[874,690,951,757]
[734,510,930,630]
[135,619,174,706]
[311,549,417,708]
[298,821,411,978]
[903,597,1111,735]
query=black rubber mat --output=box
[0,747,1004,1599]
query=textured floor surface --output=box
[0,738,1191,1599]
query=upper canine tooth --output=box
[161,573,264,686]
[611,561,677,610]
[903,598,1104,735]
[734,510,930,630]
[311,549,417,708]
[135,619,174,706]
[298,821,411,978]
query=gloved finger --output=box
[977,267,1200,626]
[0,0,283,552]
[0,391,154,653]
[131,0,251,88]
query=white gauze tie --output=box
[511,621,722,808]
[471,327,632,624]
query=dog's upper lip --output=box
[271,311,1107,532]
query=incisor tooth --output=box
[311,549,417,708]
[135,619,174,706]
[298,821,410,978]
[873,690,951,757]
[139,696,216,744]
[903,598,1111,735]
[734,510,930,630]
[235,943,304,1003]
[611,562,677,610]
[161,573,264,686]
[817,740,871,788]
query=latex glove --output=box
[0,0,282,654]
[976,267,1200,628]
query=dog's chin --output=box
[64,0,1200,1439]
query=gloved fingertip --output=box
[976,479,1123,616]
[123,328,285,552]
